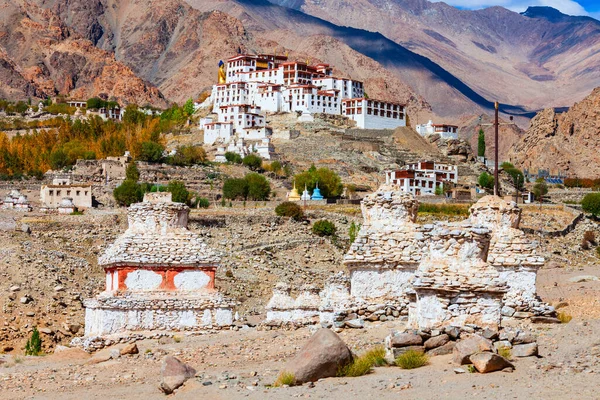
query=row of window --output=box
[48,189,88,197]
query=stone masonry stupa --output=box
[82,192,234,339]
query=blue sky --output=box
[431,0,600,19]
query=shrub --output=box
[312,219,337,237]
[294,165,343,198]
[126,162,140,182]
[225,152,242,164]
[362,346,387,367]
[582,193,600,216]
[196,197,210,209]
[113,180,144,206]
[173,335,182,343]
[338,355,373,377]
[25,327,42,356]
[348,221,361,243]
[270,160,282,175]
[557,311,573,324]
[70,210,84,216]
[497,346,512,360]
[245,172,271,200]
[394,350,429,369]
[167,180,190,203]
[478,172,494,190]
[138,141,165,163]
[223,178,249,200]
[273,371,296,387]
[275,202,304,221]
[166,145,206,166]
[581,239,590,250]
[242,153,263,171]
[418,203,470,216]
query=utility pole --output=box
[494,101,499,196]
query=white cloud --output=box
[431,0,593,18]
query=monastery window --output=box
[367,108,372,115]
[374,110,379,116]
[49,190,54,196]
[357,108,362,114]
[67,190,71,196]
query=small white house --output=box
[341,98,406,129]
[415,120,458,140]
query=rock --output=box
[512,343,538,358]
[20,224,31,234]
[513,312,532,319]
[20,296,31,304]
[424,334,449,350]
[389,332,423,348]
[452,335,493,365]
[285,328,353,384]
[499,330,516,343]
[501,306,516,317]
[568,275,598,283]
[427,341,455,356]
[9,285,20,292]
[470,352,514,373]
[513,331,536,344]
[531,316,561,324]
[120,343,139,355]
[344,319,364,329]
[67,324,81,334]
[54,285,65,292]
[87,348,113,364]
[159,356,197,394]
[481,328,498,340]
[39,327,53,335]
[453,368,466,374]
[445,326,460,340]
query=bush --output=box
[225,152,242,164]
[418,203,470,216]
[348,221,361,243]
[394,350,429,369]
[478,172,494,190]
[113,179,143,206]
[584,231,596,245]
[197,197,210,208]
[582,193,600,216]
[25,327,43,356]
[245,172,270,200]
[269,160,282,175]
[126,162,140,182]
[557,311,573,324]
[275,202,304,221]
[338,355,373,377]
[223,178,249,200]
[362,346,387,367]
[138,141,165,163]
[242,153,263,171]
[497,346,512,360]
[294,165,343,198]
[167,180,190,203]
[312,219,337,237]
[166,145,206,166]
[273,371,296,387]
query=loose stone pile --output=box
[265,184,555,331]
[78,193,235,345]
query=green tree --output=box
[138,141,164,163]
[270,160,282,175]
[478,172,494,190]
[223,178,249,200]
[25,327,43,356]
[532,179,548,209]
[245,172,271,200]
[504,167,525,202]
[294,165,343,198]
[477,128,486,158]
[86,97,106,110]
[225,152,242,164]
[582,193,600,216]
[50,148,69,170]
[123,104,146,125]
[183,98,195,117]
[113,180,143,206]
[167,180,190,203]
[125,162,140,182]
[166,145,206,166]
[243,153,263,171]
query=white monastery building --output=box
[415,120,459,140]
[202,53,407,160]
[385,161,458,196]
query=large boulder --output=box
[159,356,196,394]
[286,328,353,384]
[512,343,538,357]
[387,332,423,348]
[470,352,514,373]
[424,334,449,350]
[452,335,493,365]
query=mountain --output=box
[267,0,600,113]
[508,88,600,177]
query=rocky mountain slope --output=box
[508,87,600,177]
[268,1,600,113]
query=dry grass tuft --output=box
[273,371,296,387]
[558,311,573,323]
[394,350,429,369]
[338,355,373,377]
[362,346,388,367]
[497,346,512,360]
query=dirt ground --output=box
[1,205,600,399]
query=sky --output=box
[431,0,600,19]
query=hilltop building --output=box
[203,53,407,161]
[415,120,458,140]
[385,161,458,196]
